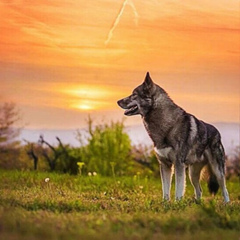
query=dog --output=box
[117,72,230,202]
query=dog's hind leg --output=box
[160,162,173,201]
[206,145,230,203]
[209,162,230,202]
[189,162,205,200]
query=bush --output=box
[131,144,160,177]
[54,145,80,175]
[78,119,133,176]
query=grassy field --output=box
[0,170,239,240]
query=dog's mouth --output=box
[124,105,138,116]
[117,99,139,116]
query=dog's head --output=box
[117,72,157,117]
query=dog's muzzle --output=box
[117,99,139,116]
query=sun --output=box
[71,98,96,111]
[76,103,94,110]
[62,85,115,111]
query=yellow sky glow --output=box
[63,85,119,111]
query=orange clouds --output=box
[1,0,239,70]
[0,0,239,128]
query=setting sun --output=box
[65,86,111,100]
[61,84,120,111]
[75,103,94,111]
[70,99,100,111]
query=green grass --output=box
[0,170,239,240]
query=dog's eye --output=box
[132,93,138,98]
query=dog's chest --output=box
[154,147,172,159]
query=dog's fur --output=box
[117,72,230,202]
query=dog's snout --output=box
[117,99,123,106]
[117,97,130,109]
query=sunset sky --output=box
[1,0,239,129]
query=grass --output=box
[0,170,239,240]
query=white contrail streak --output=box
[105,0,128,46]
[105,0,138,46]
[128,0,139,26]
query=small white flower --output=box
[139,185,143,189]
[88,172,92,176]
[45,178,50,183]
[93,172,97,176]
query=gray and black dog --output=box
[117,72,230,202]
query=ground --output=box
[0,170,239,240]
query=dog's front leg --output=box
[160,162,173,201]
[175,161,186,200]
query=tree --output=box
[0,102,22,169]
[38,135,79,174]
[0,102,21,149]
[24,140,39,170]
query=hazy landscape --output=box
[20,122,239,156]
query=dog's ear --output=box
[144,72,153,85]
[143,72,154,93]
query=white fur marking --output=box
[175,174,186,200]
[190,116,197,140]
[160,164,172,200]
[154,147,172,158]
[175,165,186,200]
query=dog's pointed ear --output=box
[144,72,153,86]
[143,72,154,93]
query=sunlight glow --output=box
[72,100,95,111]
[76,104,93,110]
[66,87,110,99]
[62,85,117,111]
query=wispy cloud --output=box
[105,0,138,46]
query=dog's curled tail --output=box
[207,165,219,195]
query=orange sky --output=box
[1,0,239,129]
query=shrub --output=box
[77,118,133,176]
[131,144,159,177]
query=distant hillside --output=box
[20,122,239,156]
[214,122,239,156]
[20,129,81,147]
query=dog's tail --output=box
[207,164,219,195]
